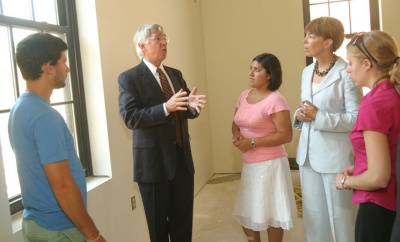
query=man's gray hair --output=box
[134,23,163,60]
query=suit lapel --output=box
[139,61,165,97]
[164,67,183,93]
[312,58,347,95]
[303,65,314,101]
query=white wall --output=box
[1,0,399,241]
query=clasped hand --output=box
[232,136,251,152]
[335,166,354,190]
[296,100,318,122]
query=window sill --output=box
[11,212,22,233]
[11,176,111,234]
[86,175,111,191]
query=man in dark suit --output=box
[118,23,206,242]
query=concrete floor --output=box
[192,171,305,242]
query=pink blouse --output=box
[233,89,290,164]
[351,80,400,211]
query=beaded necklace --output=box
[314,55,339,77]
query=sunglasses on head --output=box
[351,32,378,66]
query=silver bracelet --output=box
[341,176,348,190]
[85,233,101,242]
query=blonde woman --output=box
[336,30,400,242]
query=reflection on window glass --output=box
[12,28,39,50]
[336,38,351,62]
[309,0,328,4]
[0,113,21,199]
[330,2,350,33]
[33,0,58,25]
[350,1,371,32]
[1,28,36,200]
[310,4,329,19]
[51,76,73,103]
[2,0,32,20]
[12,28,38,95]
[0,27,14,111]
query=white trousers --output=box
[300,159,357,242]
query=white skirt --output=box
[232,157,297,231]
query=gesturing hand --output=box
[165,89,189,113]
[188,87,207,113]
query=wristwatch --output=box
[251,138,256,148]
[341,176,348,190]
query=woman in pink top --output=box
[335,30,400,242]
[232,53,297,242]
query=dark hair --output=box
[305,17,344,52]
[16,33,68,80]
[253,53,282,91]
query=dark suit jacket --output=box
[118,61,199,183]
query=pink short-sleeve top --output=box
[351,80,400,211]
[233,89,290,164]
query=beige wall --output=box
[201,0,306,173]
[1,0,399,241]
[79,0,213,241]
[381,0,400,42]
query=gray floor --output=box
[192,172,305,242]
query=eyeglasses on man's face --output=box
[350,32,378,66]
[148,36,169,43]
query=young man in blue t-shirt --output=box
[8,33,106,242]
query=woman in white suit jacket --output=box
[293,17,362,242]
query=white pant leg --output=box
[321,172,356,242]
[300,160,331,242]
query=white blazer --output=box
[294,57,362,173]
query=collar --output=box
[143,59,165,75]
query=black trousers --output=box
[356,202,396,242]
[139,147,194,242]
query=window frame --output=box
[302,0,381,65]
[0,0,93,215]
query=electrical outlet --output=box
[131,195,136,211]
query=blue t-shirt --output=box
[8,93,87,231]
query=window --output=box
[302,0,380,64]
[0,0,92,215]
